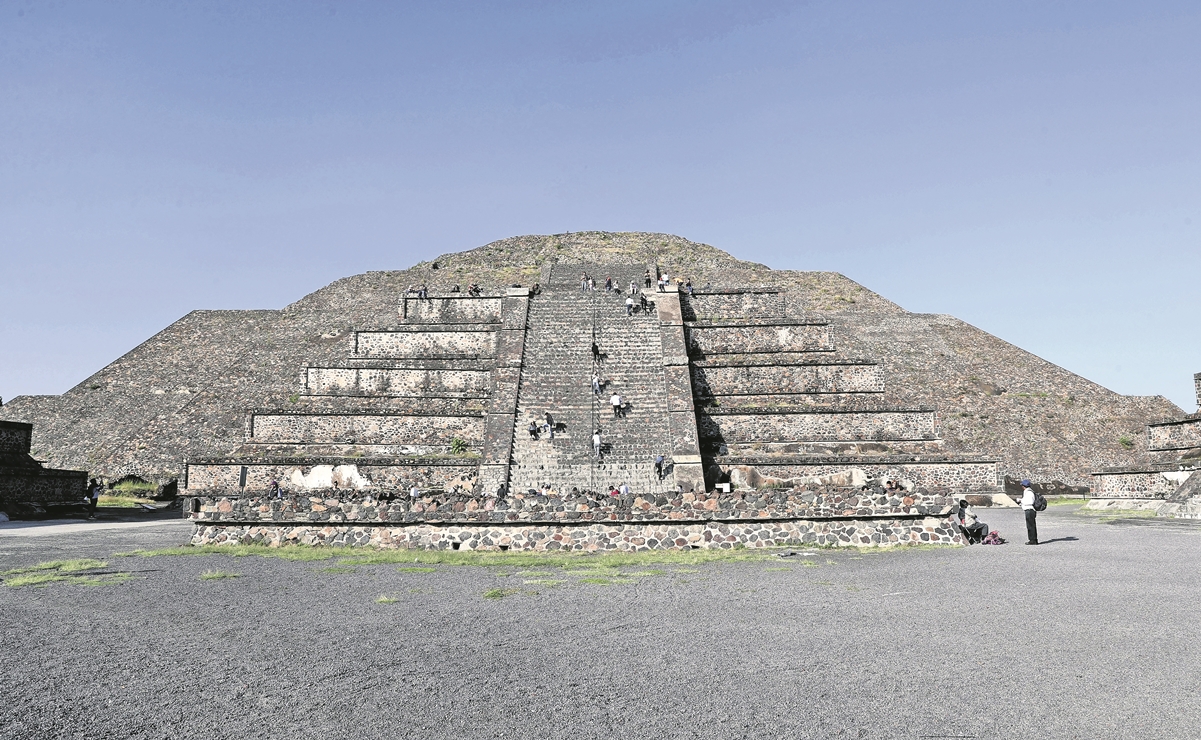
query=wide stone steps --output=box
[508,265,678,493]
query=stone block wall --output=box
[686,323,831,355]
[1092,469,1195,498]
[192,516,962,550]
[0,468,88,510]
[186,486,965,550]
[691,362,882,397]
[747,460,999,490]
[400,296,502,324]
[187,487,959,525]
[0,422,33,453]
[698,409,937,444]
[249,413,484,448]
[681,290,786,320]
[185,461,479,493]
[1147,417,1201,452]
[354,330,496,359]
[306,367,491,397]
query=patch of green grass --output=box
[199,570,240,581]
[5,571,133,588]
[2,558,107,576]
[111,480,157,493]
[522,579,564,586]
[579,577,613,585]
[116,543,816,570]
[483,587,523,599]
[397,566,436,573]
[97,495,155,508]
[1118,435,1135,450]
[800,560,818,567]
[375,594,399,604]
[764,567,792,571]
[2,559,132,588]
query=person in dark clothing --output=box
[86,478,101,518]
[644,270,653,289]
[544,412,555,440]
[1020,479,1039,545]
[605,276,613,292]
[591,341,601,362]
[654,455,665,481]
[957,499,988,544]
[528,420,539,440]
[640,294,648,313]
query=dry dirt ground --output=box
[2,503,1199,740]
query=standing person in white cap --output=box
[1020,479,1038,545]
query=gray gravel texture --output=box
[2,505,1200,740]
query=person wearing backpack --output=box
[1020,479,1044,545]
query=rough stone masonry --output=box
[0,232,1183,540]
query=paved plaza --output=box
[2,504,1199,739]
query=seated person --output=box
[957,499,988,544]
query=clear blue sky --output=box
[2,1,1198,410]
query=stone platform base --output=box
[190,516,963,551]
[1084,497,1164,511]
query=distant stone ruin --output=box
[1091,372,1200,512]
[0,421,87,515]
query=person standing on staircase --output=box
[626,295,634,315]
[629,280,638,295]
[644,270,653,289]
[592,341,601,363]
[654,455,665,481]
[528,420,538,440]
[544,411,555,440]
[592,429,603,458]
[592,373,601,395]
[581,272,589,292]
[611,392,622,417]
[605,276,613,292]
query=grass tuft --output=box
[199,570,240,581]
[375,594,399,604]
[117,544,774,568]
[396,566,436,573]
[2,558,107,576]
[483,587,523,599]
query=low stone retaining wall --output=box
[191,515,963,550]
[185,487,965,549]
[187,487,958,525]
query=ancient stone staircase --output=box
[508,264,676,495]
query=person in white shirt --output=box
[957,499,988,544]
[1020,479,1038,545]
[610,393,622,417]
[618,482,630,497]
[592,430,602,458]
[625,296,635,315]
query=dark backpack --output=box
[1032,491,1048,511]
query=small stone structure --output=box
[0,420,87,514]
[1091,372,1201,511]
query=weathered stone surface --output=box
[0,231,1178,493]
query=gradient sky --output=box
[2,1,1198,409]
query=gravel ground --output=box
[2,505,1200,740]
